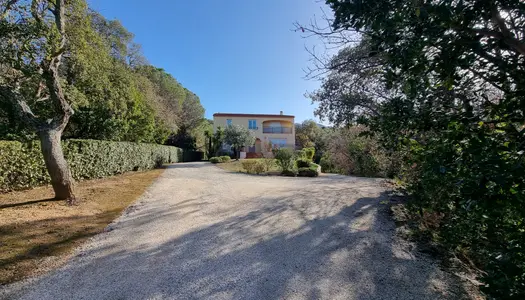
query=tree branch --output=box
[467,7,525,56]
[1,0,18,19]
[0,85,44,129]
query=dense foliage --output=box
[297,165,319,177]
[273,148,295,172]
[0,139,181,192]
[0,0,205,145]
[272,148,320,177]
[309,0,525,297]
[295,120,328,162]
[319,127,400,178]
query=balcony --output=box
[262,127,292,134]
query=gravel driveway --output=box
[1,162,468,300]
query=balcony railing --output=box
[247,144,296,153]
[262,127,292,134]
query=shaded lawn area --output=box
[214,159,281,175]
[0,168,165,285]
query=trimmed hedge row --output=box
[0,139,182,192]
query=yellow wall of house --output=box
[213,115,295,149]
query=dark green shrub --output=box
[319,154,336,173]
[0,139,182,192]
[295,149,306,160]
[303,147,315,161]
[209,157,221,164]
[399,129,525,297]
[297,165,319,177]
[273,148,295,171]
[219,156,231,163]
[281,169,297,177]
[296,158,310,168]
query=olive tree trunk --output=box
[39,129,76,203]
[3,0,76,203]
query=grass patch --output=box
[215,159,280,175]
[0,168,165,285]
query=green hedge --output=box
[209,157,221,164]
[0,139,182,192]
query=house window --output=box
[226,119,232,126]
[248,119,257,129]
[269,138,287,148]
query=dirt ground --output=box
[0,168,164,285]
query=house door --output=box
[255,139,262,153]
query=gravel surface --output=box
[1,162,470,300]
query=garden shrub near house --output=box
[219,156,231,163]
[0,139,181,192]
[273,148,295,173]
[252,161,265,174]
[295,149,306,160]
[297,162,320,177]
[209,157,221,164]
[297,166,319,177]
[296,159,310,168]
[241,160,257,173]
[241,160,265,174]
[259,157,275,172]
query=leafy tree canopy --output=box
[0,0,206,145]
[312,0,525,297]
[223,125,255,151]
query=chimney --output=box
[280,111,283,115]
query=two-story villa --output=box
[213,112,295,155]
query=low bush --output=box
[0,139,181,192]
[259,157,275,172]
[252,161,265,174]
[241,160,257,173]
[273,148,295,171]
[281,169,297,177]
[296,158,310,168]
[209,157,221,164]
[297,167,319,177]
[241,160,265,174]
[219,156,231,163]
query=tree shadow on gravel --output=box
[6,182,472,299]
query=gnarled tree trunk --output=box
[39,129,76,203]
[3,0,76,203]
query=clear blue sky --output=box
[87,0,330,123]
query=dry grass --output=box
[0,168,165,285]
[214,159,281,175]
